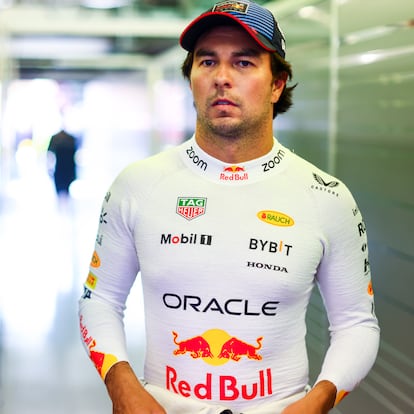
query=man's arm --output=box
[281,380,336,414]
[305,177,379,407]
[105,362,166,414]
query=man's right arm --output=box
[105,362,166,414]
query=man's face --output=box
[190,25,284,139]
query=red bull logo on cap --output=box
[172,329,262,366]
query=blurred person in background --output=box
[47,128,77,199]
[79,1,379,413]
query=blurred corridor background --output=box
[0,0,413,413]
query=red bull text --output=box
[166,365,273,401]
[169,331,271,401]
[220,166,249,181]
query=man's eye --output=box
[238,60,252,67]
[201,60,215,67]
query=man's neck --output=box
[194,128,274,164]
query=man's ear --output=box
[271,72,288,103]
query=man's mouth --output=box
[212,99,236,107]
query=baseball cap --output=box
[179,0,286,58]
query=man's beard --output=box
[194,95,274,140]
[200,117,247,139]
[196,105,268,140]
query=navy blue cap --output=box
[180,1,286,58]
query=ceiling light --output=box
[81,0,130,8]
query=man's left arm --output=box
[288,183,380,412]
[282,380,336,414]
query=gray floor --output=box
[0,164,145,413]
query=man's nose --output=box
[214,64,232,88]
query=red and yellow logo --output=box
[90,251,101,268]
[367,280,374,296]
[257,210,294,227]
[86,272,98,290]
[90,350,118,379]
[335,389,350,405]
[172,329,263,366]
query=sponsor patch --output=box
[86,272,98,290]
[257,210,294,227]
[213,1,249,14]
[172,329,262,365]
[176,197,207,220]
[220,165,249,181]
[90,250,101,268]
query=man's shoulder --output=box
[111,143,185,192]
[284,147,354,203]
[124,144,183,175]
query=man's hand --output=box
[105,361,166,414]
[281,380,337,414]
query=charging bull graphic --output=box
[172,331,214,359]
[172,330,263,364]
[218,336,263,361]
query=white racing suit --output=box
[79,136,379,413]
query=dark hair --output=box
[181,51,297,119]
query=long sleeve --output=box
[78,167,141,380]
[313,181,380,404]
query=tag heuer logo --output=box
[176,197,207,220]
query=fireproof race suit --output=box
[79,136,379,413]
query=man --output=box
[79,1,380,413]
[47,129,77,198]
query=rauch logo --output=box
[257,210,294,227]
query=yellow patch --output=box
[257,210,294,227]
[90,250,101,268]
[86,272,98,290]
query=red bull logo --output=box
[172,329,262,366]
[223,165,245,172]
[169,330,271,402]
[80,315,117,379]
[220,165,249,181]
[218,336,263,361]
[172,331,214,359]
[90,350,118,379]
[166,365,272,401]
